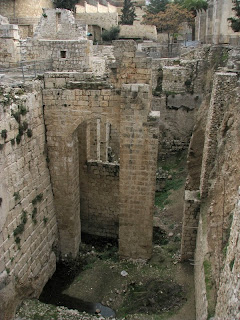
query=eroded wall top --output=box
[33,9,87,40]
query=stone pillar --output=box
[47,133,81,258]
[0,23,20,67]
[119,84,159,260]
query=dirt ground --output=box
[16,151,196,320]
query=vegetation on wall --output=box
[228,0,240,32]
[203,259,216,319]
[120,0,136,25]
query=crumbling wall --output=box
[0,83,57,320]
[20,10,91,72]
[110,40,152,89]
[33,9,87,41]
[151,56,204,158]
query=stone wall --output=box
[110,40,152,89]
[0,82,57,320]
[41,40,159,260]
[20,39,93,72]
[19,10,91,73]
[42,72,121,257]
[33,9,87,41]
[194,72,239,319]
[80,161,119,238]
[214,186,240,320]
[119,22,157,41]
[138,41,181,58]
[180,95,210,261]
[0,0,53,19]
[151,54,205,158]
[178,45,240,319]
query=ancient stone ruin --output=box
[0,3,240,320]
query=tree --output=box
[143,3,193,36]
[120,0,137,25]
[228,0,240,32]
[53,0,79,11]
[146,0,170,14]
[176,0,208,40]
[176,0,208,17]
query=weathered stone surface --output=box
[0,83,57,320]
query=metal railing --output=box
[0,59,52,84]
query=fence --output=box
[0,59,52,84]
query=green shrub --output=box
[16,134,21,144]
[1,129,7,139]
[102,26,120,42]
[27,129,33,138]
[19,105,27,116]
[53,0,79,10]
[13,192,20,201]
[22,121,28,131]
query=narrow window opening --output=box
[60,51,66,59]
[56,12,61,24]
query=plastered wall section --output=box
[75,12,118,30]
[0,83,57,319]
[76,3,117,13]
